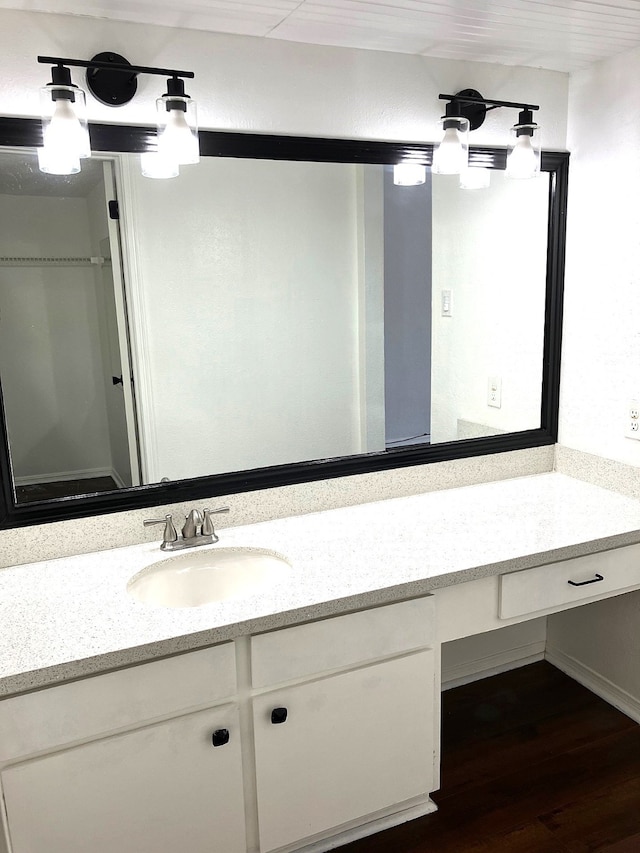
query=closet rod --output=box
[0,256,110,267]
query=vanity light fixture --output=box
[38,63,90,174]
[506,108,541,179]
[156,76,199,166]
[431,96,472,175]
[393,162,427,186]
[37,54,198,177]
[435,90,540,179]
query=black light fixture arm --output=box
[37,55,194,80]
[437,90,539,133]
[438,93,539,112]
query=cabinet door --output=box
[2,705,246,853]
[253,650,435,852]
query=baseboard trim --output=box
[14,467,114,487]
[442,642,545,691]
[110,468,126,490]
[546,647,640,724]
[279,797,438,853]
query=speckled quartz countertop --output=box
[2,472,640,697]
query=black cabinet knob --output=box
[271,707,288,724]
[211,728,230,747]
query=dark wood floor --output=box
[15,475,118,503]
[343,661,640,852]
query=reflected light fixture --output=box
[140,151,180,180]
[37,54,199,178]
[460,166,491,190]
[506,108,541,179]
[393,162,426,186]
[435,91,540,179]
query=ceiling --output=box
[2,0,640,73]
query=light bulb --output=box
[141,152,179,179]
[393,163,426,186]
[40,70,90,175]
[432,116,469,176]
[157,104,199,165]
[44,99,90,159]
[37,145,80,176]
[506,134,540,179]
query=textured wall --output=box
[559,44,640,466]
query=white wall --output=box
[0,194,113,483]
[546,45,640,708]
[559,44,640,466]
[0,9,568,148]
[123,156,362,481]
[431,171,549,443]
[547,592,640,706]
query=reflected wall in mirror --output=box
[0,121,568,526]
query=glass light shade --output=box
[156,95,199,165]
[506,126,541,179]
[432,117,469,175]
[393,163,427,186]
[460,166,491,190]
[39,84,90,169]
[140,152,180,179]
[37,146,80,176]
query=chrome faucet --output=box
[144,506,230,551]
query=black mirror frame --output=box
[0,117,568,528]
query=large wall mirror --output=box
[0,119,568,527]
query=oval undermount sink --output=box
[127,547,292,608]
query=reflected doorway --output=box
[0,153,141,502]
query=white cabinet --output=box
[250,598,438,852]
[2,705,246,853]
[253,650,436,852]
[0,598,438,853]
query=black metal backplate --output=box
[86,52,138,106]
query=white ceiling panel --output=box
[1,0,640,71]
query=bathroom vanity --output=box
[1,472,639,853]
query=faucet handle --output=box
[144,514,178,544]
[202,506,229,540]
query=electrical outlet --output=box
[488,376,502,409]
[441,290,453,317]
[626,400,640,440]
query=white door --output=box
[253,650,436,852]
[2,705,246,853]
[102,160,141,486]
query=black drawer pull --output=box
[271,707,288,724]
[568,573,604,587]
[211,728,230,747]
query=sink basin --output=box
[127,547,292,608]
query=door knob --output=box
[271,707,288,724]
[211,728,230,747]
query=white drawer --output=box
[0,643,236,763]
[499,544,640,619]
[251,596,435,688]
